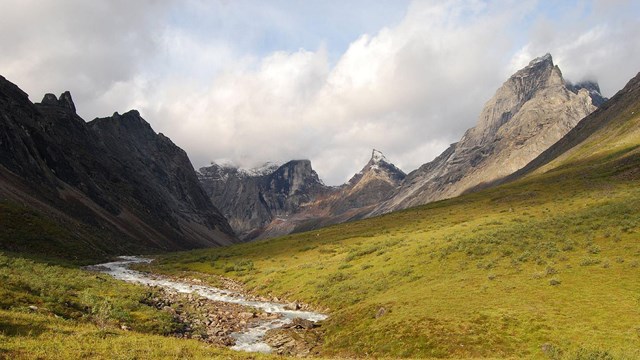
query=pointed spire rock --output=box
[58,91,76,113]
[39,91,76,113]
[377,54,601,212]
[371,149,387,163]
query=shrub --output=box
[580,257,601,266]
[587,245,601,254]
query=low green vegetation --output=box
[0,253,270,359]
[0,200,153,265]
[148,114,640,358]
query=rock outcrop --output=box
[0,75,237,259]
[374,54,603,212]
[200,149,405,240]
[198,160,331,240]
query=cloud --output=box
[1,0,639,185]
[141,0,533,184]
[510,0,640,95]
[0,0,174,117]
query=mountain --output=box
[0,75,237,261]
[506,71,640,181]
[149,68,640,359]
[200,149,406,240]
[200,54,603,240]
[198,160,331,240]
[375,54,604,213]
[332,149,406,214]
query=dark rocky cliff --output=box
[0,75,237,259]
[199,160,330,240]
[200,150,405,240]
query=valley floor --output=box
[2,119,640,359]
[147,146,640,359]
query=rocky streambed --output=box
[87,256,328,355]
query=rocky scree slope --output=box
[374,54,603,213]
[0,75,237,260]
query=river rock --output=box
[287,317,316,330]
[264,326,324,357]
[284,302,301,310]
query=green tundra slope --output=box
[148,73,640,359]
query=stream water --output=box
[89,256,328,353]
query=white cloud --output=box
[0,0,173,117]
[141,0,531,184]
[1,0,639,185]
[511,0,640,95]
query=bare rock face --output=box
[198,160,331,240]
[200,149,406,240]
[0,75,237,258]
[376,54,603,212]
[322,149,405,216]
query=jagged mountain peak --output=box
[370,149,387,164]
[377,54,600,212]
[461,53,592,147]
[38,91,76,113]
[348,149,405,187]
[567,80,607,106]
[527,53,553,67]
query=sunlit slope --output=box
[151,76,640,358]
[511,71,640,181]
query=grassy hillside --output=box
[147,107,640,358]
[0,199,150,265]
[0,253,274,359]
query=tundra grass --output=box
[0,253,271,360]
[149,145,640,358]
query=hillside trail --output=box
[89,256,327,353]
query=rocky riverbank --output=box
[90,257,327,355]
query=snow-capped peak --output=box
[203,160,281,179]
[241,162,281,177]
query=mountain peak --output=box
[202,161,282,179]
[528,53,553,67]
[567,80,608,106]
[39,91,76,113]
[371,149,387,164]
[348,149,405,187]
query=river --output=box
[89,256,328,353]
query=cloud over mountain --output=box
[1,0,638,185]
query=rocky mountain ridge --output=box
[0,75,237,260]
[199,149,406,240]
[372,53,603,213]
[198,160,331,240]
[203,54,606,239]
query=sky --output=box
[1,0,639,185]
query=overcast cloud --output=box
[1,0,639,185]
